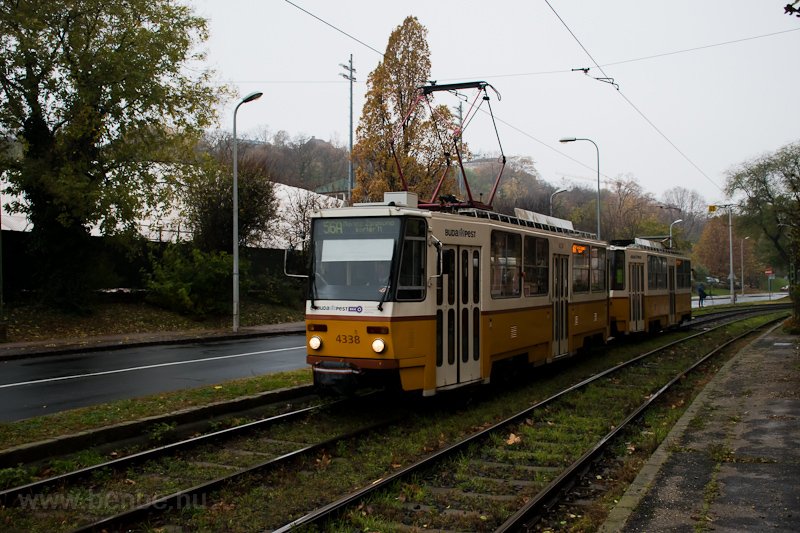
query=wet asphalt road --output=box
[0,334,307,422]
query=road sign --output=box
[765,268,774,275]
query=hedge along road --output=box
[0,335,308,422]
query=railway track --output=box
[685,303,791,330]
[0,384,319,468]
[0,389,400,532]
[0,309,787,531]
[274,311,787,532]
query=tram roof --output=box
[610,238,687,256]
[322,192,599,241]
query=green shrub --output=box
[146,245,240,317]
[249,268,306,308]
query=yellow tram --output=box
[608,239,692,335]
[305,192,609,395]
[300,79,690,394]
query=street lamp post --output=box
[559,137,601,239]
[727,207,735,304]
[669,219,683,248]
[741,236,750,297]
[233,91,263,333]
[708,203,736,304]
[549,188,567,217]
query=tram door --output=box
[668,265,676,324]
[552,254,570,357]
[436,246,481,388]
[629,262,645,332]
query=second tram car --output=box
[608,239,692,335]
[305,192,610,395]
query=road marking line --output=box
[0,346,306,389]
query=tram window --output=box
[472,250,480,304]
[490,231,521,298]
[473,307,480,361]
[461,250,469,305]
[647,255,668,289]
[572,243,590,293]
[591,247,607,292]
[676,258,692,289]
[523,236,549,296]
[436,310,443,366]
[397,218,427,301]
[444,249,456,305]
[610,250,625,291]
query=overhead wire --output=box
[283,0,385,58]
[542,0,724,193]
[284,0,785,194]
[226,25,800,85]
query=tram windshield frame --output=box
[310,217,427,302]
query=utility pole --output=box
[453,102,465,195]
[339,55,356,204]
[709,203,737,305]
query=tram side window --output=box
[491,231,521,298]
[397,218,427,301]
[572,243,590,293]
[610,250,625,291]
[647,255,667,289]
[591,247,607,292]
[676,258,692,289]
[523,236,548,296]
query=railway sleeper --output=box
[468,475,543,488]
[427,485,520,502]
[468,459,561,475]
[385,498,504,532]
[185,460,240,471]
[392,508,488,533]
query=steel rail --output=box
[1,391,363,507]
[496,315,787,531]
[0,384,318,467]
[72,416,401,533]
[272,311,785,532]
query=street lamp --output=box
[559,137,601,239]
[549,188,567,217]
[233,91,263,333]
[669,219,683,248]
[741,236,750,297]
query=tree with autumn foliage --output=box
[726,140,800,323]
[725,141,799,273]
[602,178,654,240]
[352,16,462,203]
[693,216,733,281]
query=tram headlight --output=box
[371,338,386,353]
[308,336,322,350]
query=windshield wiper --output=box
[377,270,393,312]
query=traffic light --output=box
[708,205,717,213]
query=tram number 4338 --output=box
[336,334,361,344]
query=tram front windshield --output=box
[311,218,400,301]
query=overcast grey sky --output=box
[190,0,800,205]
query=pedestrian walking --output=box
[697,283,707,308]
